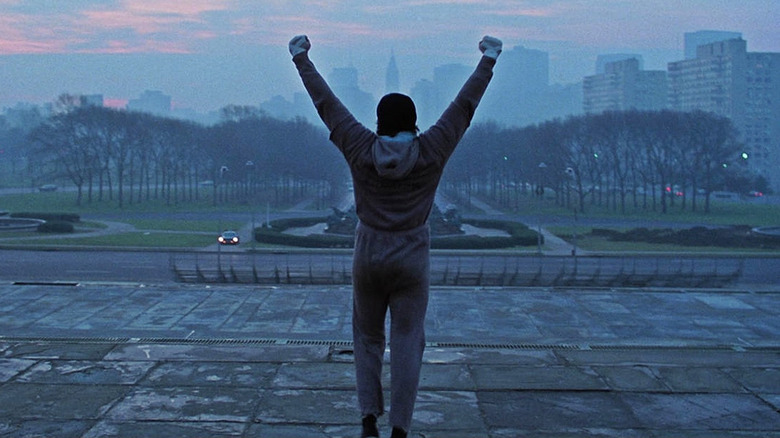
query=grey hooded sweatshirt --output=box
[293,52,495,232]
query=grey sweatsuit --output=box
[293,51,495,431]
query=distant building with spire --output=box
[385,51,400,94]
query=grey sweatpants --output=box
[352,221,430,432]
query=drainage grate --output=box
[587,344,738,352]
[12,281,80,287]
[427,341,582,350]
[1,335,776,353]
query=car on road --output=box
[38,184,58,192]
[218,230,240,245]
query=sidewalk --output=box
[449,194,579,255]
[0,282,778,437]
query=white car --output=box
[218,230,240,245]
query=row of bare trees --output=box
[21,101,759,216]
[445,110,757,214]
[27,100,347,208]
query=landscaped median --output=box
[254,217,543,250]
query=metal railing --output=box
[170,252,744,288]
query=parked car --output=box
[38,184,58,192]
[218,230,240,245]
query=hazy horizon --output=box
[1,1,777,113]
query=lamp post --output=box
[216,165,229,269]
[565,167,578,259]
[245,160,254,198]
[537,162,547,255]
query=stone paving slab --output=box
[104,343,331,363]
[84,421,247,438]
[15,360,154,385]
[623,393,780,431]
[0,420,95,438]
[2,283,778,349]
[0,283,778,437]
[0,340,778,437]
[0,382,129,420]
[107,386,259,422]
[145,361,279,387]
[479,391,642,430]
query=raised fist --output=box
[479,36,502,59]
[289,35,311,57]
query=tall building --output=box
[583,58,667,113]
[127,90,171,115]
[595,54,643,74]
[481,45,551,126]
[411,44,579,129]
[684,30,742,60]
[385,51,400,94]
[409,78,437,130]
[668,38,780,191]
[328,67,375,126]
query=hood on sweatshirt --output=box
[372,132,419,179]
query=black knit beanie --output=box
[376,93,418,136]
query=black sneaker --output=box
[390,427,407,438]
[361,414,379,438]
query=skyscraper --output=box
[482,45,550,126]
[669,38,780,191]
[385,51,400,94]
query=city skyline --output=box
[1,1,777,112]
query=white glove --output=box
[479,36,502,59]
[289,35,311,57]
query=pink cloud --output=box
[122,0,231,16]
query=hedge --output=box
[37,221,75,233]
[12,212,80,223]
[254,217,541,249]
[589,225,774,249]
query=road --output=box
[1,248,777,288]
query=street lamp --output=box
[565,167,578,259]
[245,160,256,250]
[536,162,547,255]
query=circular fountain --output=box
[0,217,45,232]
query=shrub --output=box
[37,221,75,233]
[592,225,774,249]
[255,217,542,249]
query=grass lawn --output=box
[3,189,778,252]
[20,232,216,248]
[123,218,246,233]
[0,190,313,215]
[495,193,779,227]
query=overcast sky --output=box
[1,0,777,112]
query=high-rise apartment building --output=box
[583,58,667,113]
[684,30,742,60]
[595,54,643,74]
[668,38,780,191]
